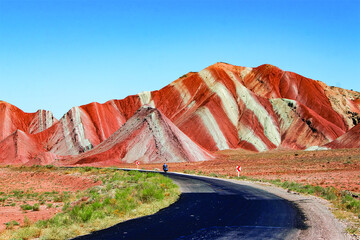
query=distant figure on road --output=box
[163,163,168,173]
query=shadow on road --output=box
[75,189,307,240]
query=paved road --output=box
[74,172,306,240]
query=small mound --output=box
[0,130,56,165]
[65,106,213,166]
[325,124,360,149]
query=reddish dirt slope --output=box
[0,101,57,141]
[243,64,350,132]
[64,106,213,166]
[27,97,143,156]
[325,124,360,149]
[0,130,58,165]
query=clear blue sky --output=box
[1,0,359,119]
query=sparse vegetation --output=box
[183,169,196,174]
[32,203,40,211]
[5,220,20,230]
[0,166,180,240]
[20,204,33,211]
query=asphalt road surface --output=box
[74,172,306,240]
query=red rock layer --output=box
[242,64,352,132]
[0,130,58,165]
[325,124,360,149]
[0,101,57,141]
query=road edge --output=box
[172,172,351,240]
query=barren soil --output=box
[0,168,100,232]
[122,148,360,193]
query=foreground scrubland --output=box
[0,166,179,240]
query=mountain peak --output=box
[66,106,213,166]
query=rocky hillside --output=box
[1,62,359,165]
[64,105,213,166]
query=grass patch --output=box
[1,167,180,240]
[20,204,33,211]
[4,220,19,230]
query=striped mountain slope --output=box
[0,101,57,141]
[325,124,360,149]
[63,105,213,166]
[1,62,359,165]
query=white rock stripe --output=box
[122,111,178,162]
[148,112,172,157]
[199,69,239,127]
[147,110,211,161]
[226,70,281,147]
[37,110,54,133]
[47,111,54,128]
[138,91,155,107]
[238,125,268,151]
[61,114,75,152]
[61,107,91,154]
[170,80,192,106]
[240,67,253,79]
[305,146,330,151]
[195,106,229,150]
[38,110,43,132]
[270,99,297,130]
[71,107,91,150]
[187,100,196,109]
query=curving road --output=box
[74,172,307,240]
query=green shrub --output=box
[79,206,93,222]
[5,220,20,229]
[83,166,94,172]
[138,183,163,203]
[11,190,24,198]
[32,203,40,211]
[91,201,102,210]
[20,204,33,211]
[35,220,48,228]
[45,165,56,169]
[70,205,81,220]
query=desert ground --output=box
[0,167,100,232]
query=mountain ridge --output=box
[1,62,359,165]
